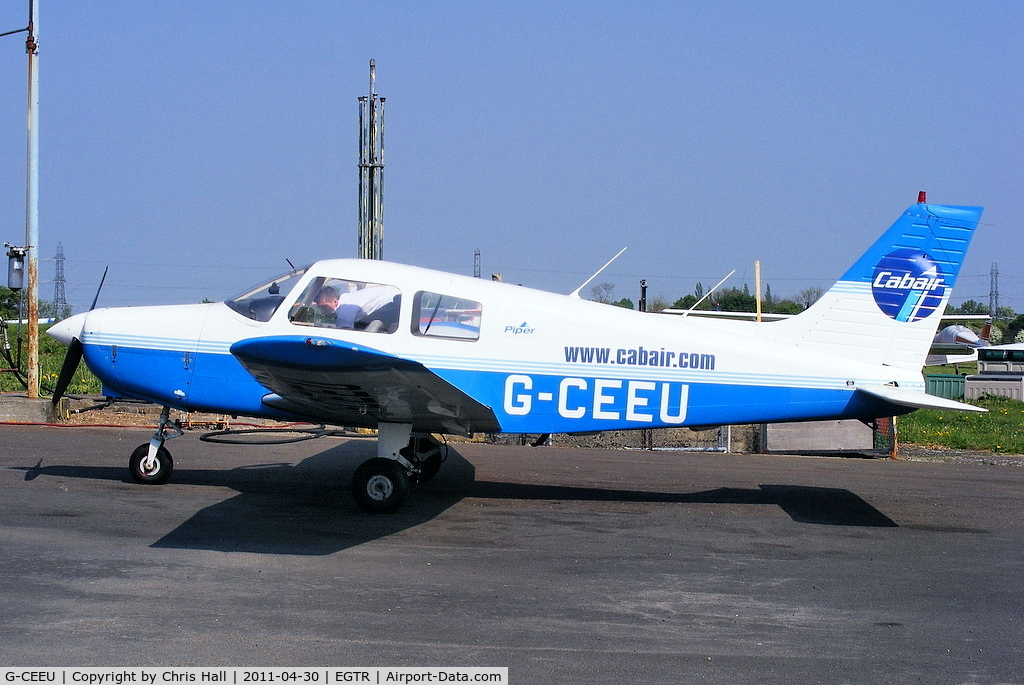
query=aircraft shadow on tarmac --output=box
[16,441,896,555]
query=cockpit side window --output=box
[289,276,401,334]
[412,291,481,340]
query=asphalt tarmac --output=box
[1,424,1022,683]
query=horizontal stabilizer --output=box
[856,384,986,413]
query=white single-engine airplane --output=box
[49,198,985,512]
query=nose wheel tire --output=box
[352,458,410,513]
[129,444,174,485]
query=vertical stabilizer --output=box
[772,203,983,370]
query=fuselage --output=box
[50,258,918,433]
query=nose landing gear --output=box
[128,406,182,485]
[129,443,173,484]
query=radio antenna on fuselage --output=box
[569,247,628,299]
[681,269,736,318]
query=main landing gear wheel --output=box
[352,458,410,513]
[129,444,174,485]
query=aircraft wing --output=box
[855,384,986,413]
[230,336,501,434]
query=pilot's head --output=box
[314,286,340,313]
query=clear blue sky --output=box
[0,1,1020,314]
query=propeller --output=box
[51,267,107,406]
[89,266,107,311]
[51,337,83,406]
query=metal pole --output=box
[25,0,39,398]
[754,260,762,323]
[374,94,385,259]
[357,60,384,260]
[358,94,367,257]
[639,279,653,450]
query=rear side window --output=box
[413,292,481,340]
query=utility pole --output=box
[1,1,40,397]
[357,60,385,259]
[639,279,653,451]
[26,0,38,397]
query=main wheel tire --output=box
[352,458,410,513]
[129,444,174,485]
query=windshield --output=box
[226,265,309,322]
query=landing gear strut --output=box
[351,423,446,513]
[128,406,183,485]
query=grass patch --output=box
[899,395,1024,454]
[0,324,102,396]
[925,362,977,376]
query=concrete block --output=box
[965,375,1024,401]
[0,394,62,424]
[766,419,873,452]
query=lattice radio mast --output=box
[990,260,999,316]
[52,241,67,320]
[357,60,385,259]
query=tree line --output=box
[0,286,72,322]
[590,280,823,315]
[593,282,1024,343]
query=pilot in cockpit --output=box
[313,285,341,324]
[313,281,399,332]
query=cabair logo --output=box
[504,321,535,335]
[871,249,946,322]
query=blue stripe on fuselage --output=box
[432,368,903,432]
